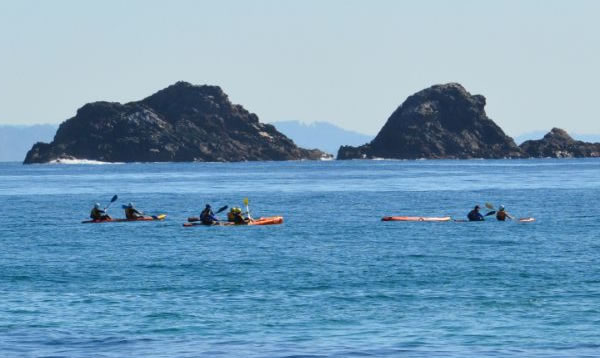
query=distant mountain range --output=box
[270,121,373,155]
[0,124,57,162]
[514,131,600,145]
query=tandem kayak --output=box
[82,214,167,224]
[183,216,284,227]
[453,217,536,223]
[382,216,452,222]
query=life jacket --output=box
[200,208,215,224]
[227,211,236,222]
[467,210,483,221]
[496,210,507,221]
[125,207,140,220]
[90,207,104,220]
[233,213,247,225]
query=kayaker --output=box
[90,203,111,221]
[200,204,218,225]
[467,205,485,221]
[124,202,144,220]
[227,207,238,222]
[496,205,514,221]
[232,208,250,225]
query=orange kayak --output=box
[183,216,283,227]
[382,216,452,222]
[248,216,284,226]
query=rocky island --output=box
[337,83,523,160]
[520,128,600,158]
[24,82,328,164]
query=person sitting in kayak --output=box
[226,207,248,224]
[124,202,144,220]
[232,207,250,225]
[227,207,238,222]
[496,205,514,221]
[200,204,218,225]
[90,203,111,221]
[467,205,485,221]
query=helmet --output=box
[127,202,134,208]
[94,203,101,209]
[205,204,211,209]
[474,205,480,209]
[499,205,505,211]
[235,207,241,213]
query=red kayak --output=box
[82,214,167,223]
[382,216,452,222]
[183,216,283,227]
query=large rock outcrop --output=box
[520,128,600,158]
[337,83,523,159]
[24,82,328,163]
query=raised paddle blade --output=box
[243,198,249,206]
[216,205,228,214]
[485,202,494,210]
[484,210,496,217]
[105,195,119,210]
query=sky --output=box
[1,0,598,136]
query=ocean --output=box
[1,159,599,357]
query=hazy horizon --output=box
[1,1,599,137]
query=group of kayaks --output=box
[81,196,284,227]
[83,214,284,226]
[82,197,534,226]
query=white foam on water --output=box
[47,158,123,165]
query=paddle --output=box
[483,202,496,216]
[216,205,228,214]
[243,198,252,220]
[105,195,118,210]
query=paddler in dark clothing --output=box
[124,202,144,220]
[200,204,219,225]
[496,205,514,221]
[467,205,485,221]
[90,203,111,221]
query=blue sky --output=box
[1,0,598,136]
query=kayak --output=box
[454,217,536,223]
[249,216,284,226]
[82,214,167,224]
[382,216,452,222]
[183,216,284,227]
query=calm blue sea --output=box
[1,159,599,357]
